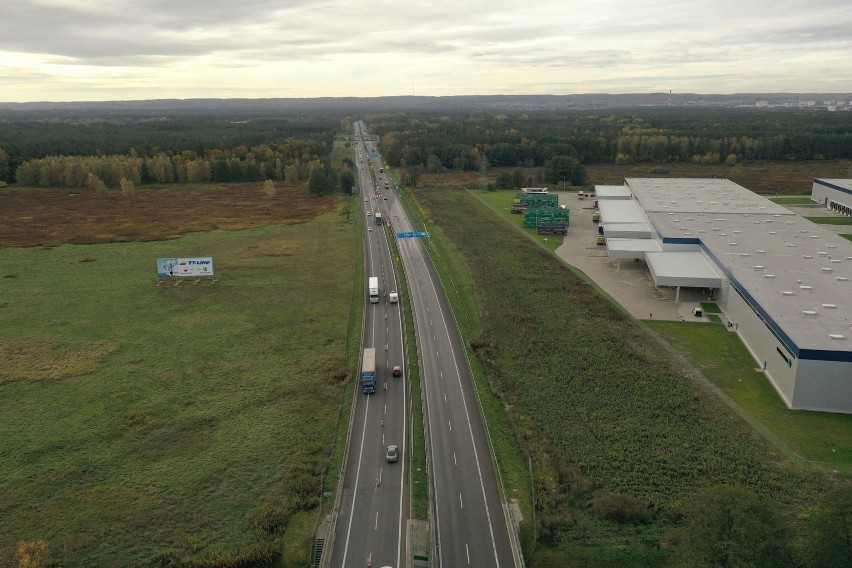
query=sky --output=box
[1,0,851,102]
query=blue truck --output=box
[361,348,376,394]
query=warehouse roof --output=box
[815,179,852,194]
[624,178,852,357]
[646,251,722,288]
[595,185,633,199]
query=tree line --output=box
[366,108,852,178]
[12,141,334,187]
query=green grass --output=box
[0,200,357,566]
[646,321,852,474]
[770,196,815,205]
[700,302,721,314]
[470,189,565,253]
[842,234,852,241]
[410,187,828,566]
[804,216,852,225]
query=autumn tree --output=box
[262,179,277,197]
[119,177,136,198]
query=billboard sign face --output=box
[157,257,214,277]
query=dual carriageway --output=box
[325,124,521,568]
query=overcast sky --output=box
[1,0,851,102]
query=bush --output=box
[586,491,654,524]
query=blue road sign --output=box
[396,232,428,239]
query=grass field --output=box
[770,196,816,205]
[0,192,357,566]
[646,321,852,474]
[804,216,852,225]
[469,189,565,252]
[408,186,829,566]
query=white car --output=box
[366,211,371,216]
[386,445,398,462]
[368,226,372,232]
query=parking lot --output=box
[554,191,709,322]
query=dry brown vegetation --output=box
[0,182,335,247]
[420,160,852,195]
[0,340,121,383]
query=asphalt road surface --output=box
[328,124,408,568]
[328,122,521,568]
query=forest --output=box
[2,107,851,191]
[364,108,852,183]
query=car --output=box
[364,197,368,201]
[384,196,388,200]
[368,226,372,232]
[392,365,402,377]
[385,445,398,462]
[366,211,371,216]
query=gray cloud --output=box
[0,0,851,100]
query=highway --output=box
[327,122,520,568]
[327,123,408,568]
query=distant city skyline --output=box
[1,0,851,102]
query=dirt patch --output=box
[0,183,335,247]
[0,339,120,382]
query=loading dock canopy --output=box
[598,200,646,223]
[595,185,633,199]
[606,238,661,259]
[646,251,722,288]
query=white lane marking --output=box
[440,371,444,379]
[444,393,447,403]
[466,543,471,564]
[375,511,379,530]
[339,395,371,566]
[384,404,387,415]
[419,256,504,567]
[454,452,457,466]
[448,420,452,431]
[459,493,464,509]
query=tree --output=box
[0,147,9,182]
[339,170,355,194]
[308,163,338,196]
[803,485,852,568]
[544,155,586,186]
[262,179,277,197]
[87,173,108,197]
[668,486,795,568]
[119,177,135,198]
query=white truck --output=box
[369,276,379,304]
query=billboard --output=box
[157,257,214,278]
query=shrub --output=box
[586,491,654,524]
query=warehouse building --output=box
[596,178,852,414]
[811,178,852,215]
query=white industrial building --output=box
[596,178,852,414]
[811,178,852,215]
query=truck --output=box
[375,212,383,225]
[361,348,376,393]
[369,276,379,304]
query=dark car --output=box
[392,365,402,377]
